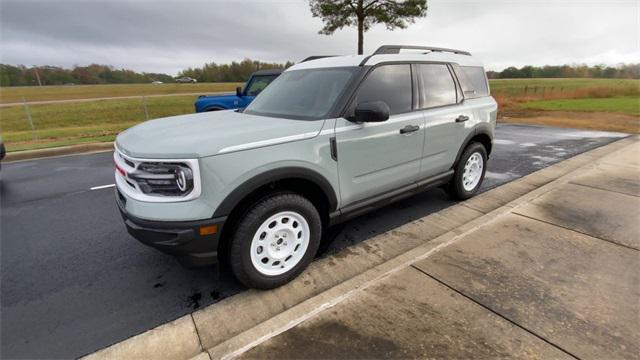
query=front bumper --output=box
[115,188,226,267]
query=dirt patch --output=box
[499,110,639,134]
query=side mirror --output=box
[236,86,243,97]
[354,101,390,123]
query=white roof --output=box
[289,50,484,71]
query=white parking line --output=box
[90,184,115,191]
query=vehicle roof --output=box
[288,50,484,71]
[253,68,284,76]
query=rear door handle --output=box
[399,125,420,134]
[456,115,469,123]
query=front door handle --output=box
[399,125,420,134]
[456,115,470,123]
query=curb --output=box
[4,142,114,162]
[82,136,638,360]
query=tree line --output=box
[176,59,294,83]
[0,59,293,87]
[487,64,639,79]
[1,61,638,87]
[0,64,176,87]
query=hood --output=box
[115,110,325,159]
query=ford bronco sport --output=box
[114,45,497,289]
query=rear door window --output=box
[417,64,457,108]
[355,64,413,115]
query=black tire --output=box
[449,142,487,200]
[205,107,223,112]
[229,192,322,289]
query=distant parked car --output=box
[194,69,282,112]
[151,81,164,85]
[176,77,197,83]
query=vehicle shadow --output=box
[317,187,457,258]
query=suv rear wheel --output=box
[449,142,487,200]
[229,192,321,289]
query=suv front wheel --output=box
[229,192,322,289]
[449,142,488,200]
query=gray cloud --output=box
[1,0,638,74]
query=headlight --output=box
[130,162,195,196]
[114,148,202,202]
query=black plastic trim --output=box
[452,124,494,166]
[116,189,226,267]
[374,45,471,56]
[360,45,471,67]
[329,170,454,225]
[330,137,338,161]
[212,167,339,217]
[301,56,338,62]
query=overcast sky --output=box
[1,0,638,75]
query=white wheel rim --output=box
[250,211,310,276]
[462,152,483,191]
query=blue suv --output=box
[194,69,282,112]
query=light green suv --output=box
[114,45,497,289]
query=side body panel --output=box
[334,113,425,207]
[419,103,473,178]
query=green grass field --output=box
[1,79,639,152]
[0,82,241,104]
[490,78,639,96]
[521,96,640,116]
[1,95,198,151]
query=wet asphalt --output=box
[0,124,628,359]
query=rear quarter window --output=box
[454,65,489,98]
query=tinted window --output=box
[417,64,457,108]
[245,75,278,96]
[454,65,489,98]
[355,64,412,115]
[245,68,357,120]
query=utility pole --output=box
[33,67,42,86]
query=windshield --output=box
[244,67,357,120]
[245,75,278,96]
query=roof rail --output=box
[300,55,338,63]
[359,45,471,66]
[374,45,471,56]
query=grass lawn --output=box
[0,82,241,104]
[1,95,198,151]
[521,96,640,116]
[489,78,640,96]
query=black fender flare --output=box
[204,106,226,112]
[452,123,494,167]
[212,167,338,218]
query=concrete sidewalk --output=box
[237,141,640,359]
